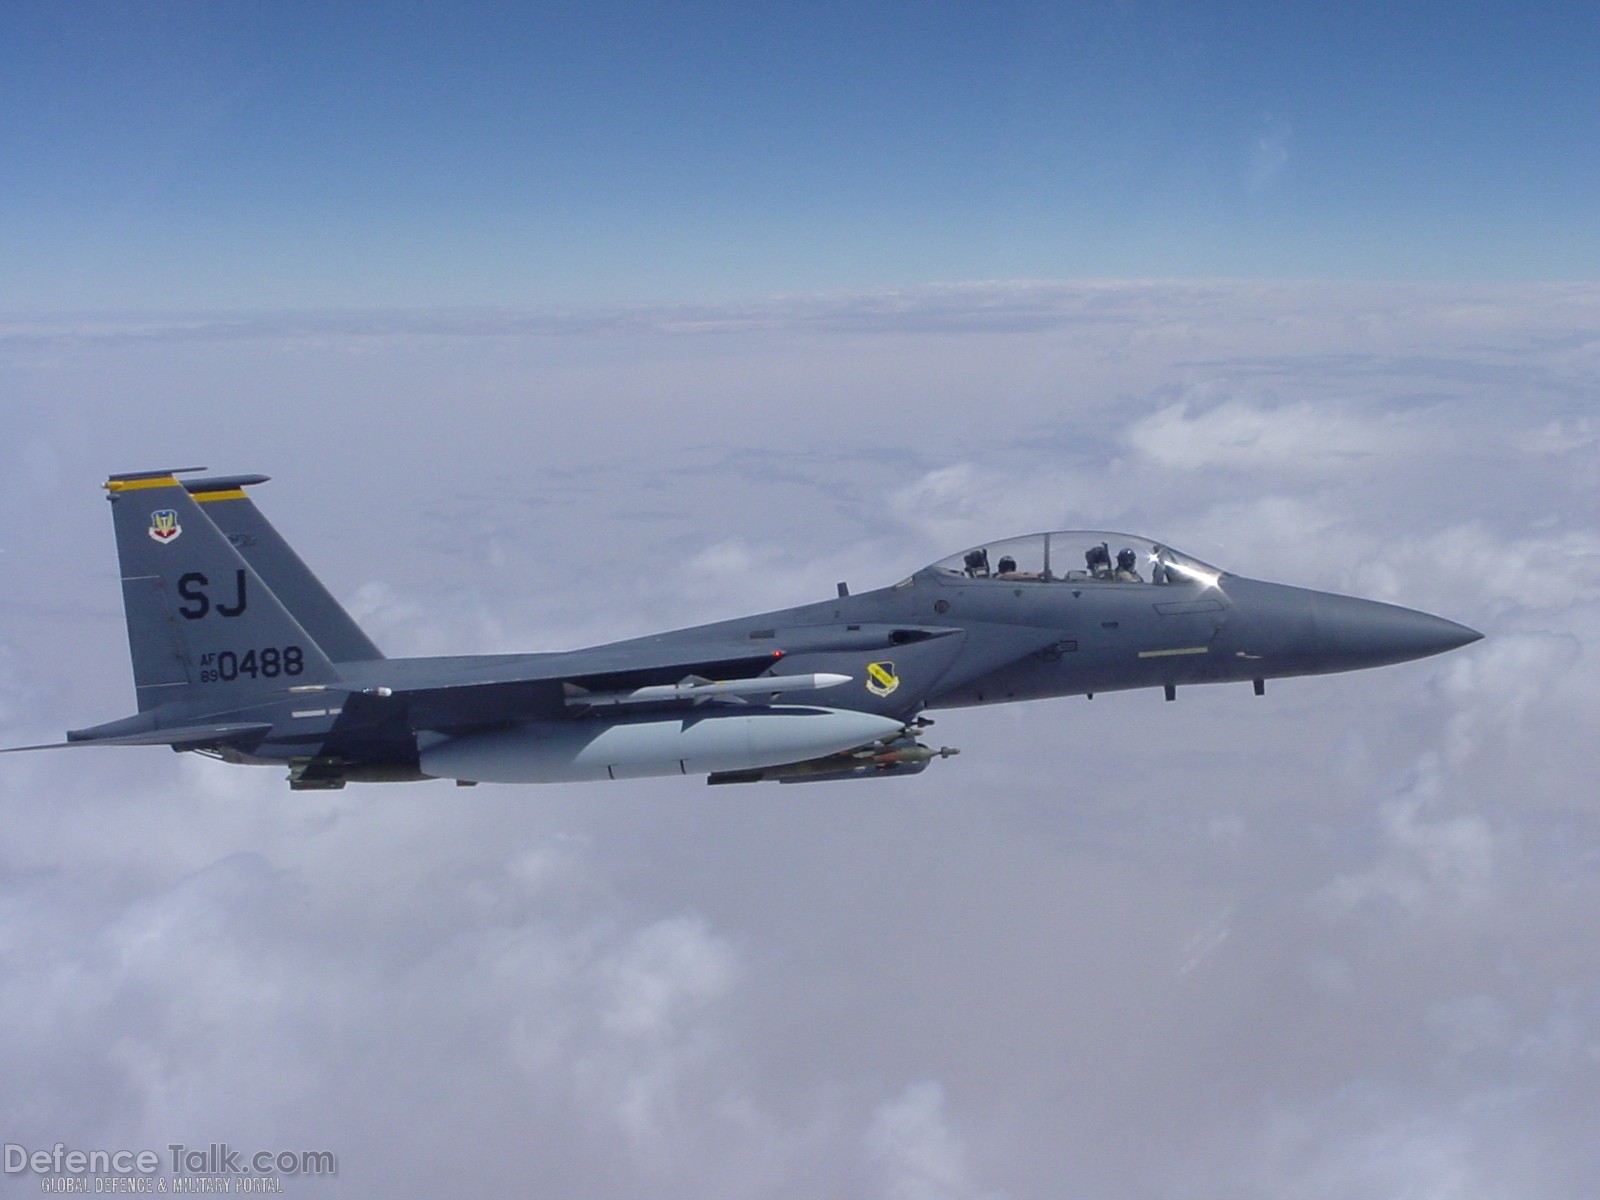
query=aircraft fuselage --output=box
[4,475,1481,789]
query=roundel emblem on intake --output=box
[865,661,899,697]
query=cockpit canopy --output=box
[926,532,1225,587]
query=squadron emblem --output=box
[865,661,899,697]
[148,509,182,544]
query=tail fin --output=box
[106,470,341,711]
[183,475,384,662]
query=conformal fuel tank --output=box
[419,705,906,784]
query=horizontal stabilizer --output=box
[70,721,276,747]
[0,721,276,753]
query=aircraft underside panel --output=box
[418,705,906,784]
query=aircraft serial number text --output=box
[199,647,305,683]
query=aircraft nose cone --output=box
[1312,592,1483,669]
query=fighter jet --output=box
[3,469,1482,790]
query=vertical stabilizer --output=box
[184,475,384,661]
[105,470,341,711]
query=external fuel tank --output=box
[419,705,906,784]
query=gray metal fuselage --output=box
[271,561,1475,769]
[530,565,1478,719]
[12,473,1481,789]
[80,556,1480,782]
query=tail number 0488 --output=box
[198,647,304,683]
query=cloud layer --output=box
[2,281,1596,1197]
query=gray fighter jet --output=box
[3,469,1482,789]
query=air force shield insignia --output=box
[148,509,182,543]
[865,661,899,697]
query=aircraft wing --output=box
[332,627,961,731]
[1,643,871,757]
[328,641,845,732]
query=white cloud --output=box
[1126,394,1415,473]
[599,915,738,1039]
[3,281,1600,1197]
[863,1082,981,1200]
[1514,415,1600,458]
[1433,629,1584,768]
[1315,754,1498,921]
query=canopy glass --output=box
[926,532,1225,587]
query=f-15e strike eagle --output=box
[3,469,1481,790]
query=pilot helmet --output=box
[997,556,1017,573]
[1117,547,1137,571]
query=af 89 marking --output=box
[199,646,305,683]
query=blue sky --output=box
[3,2,1598,310]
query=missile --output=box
[564,672,852,709]
[419,704,906,784]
